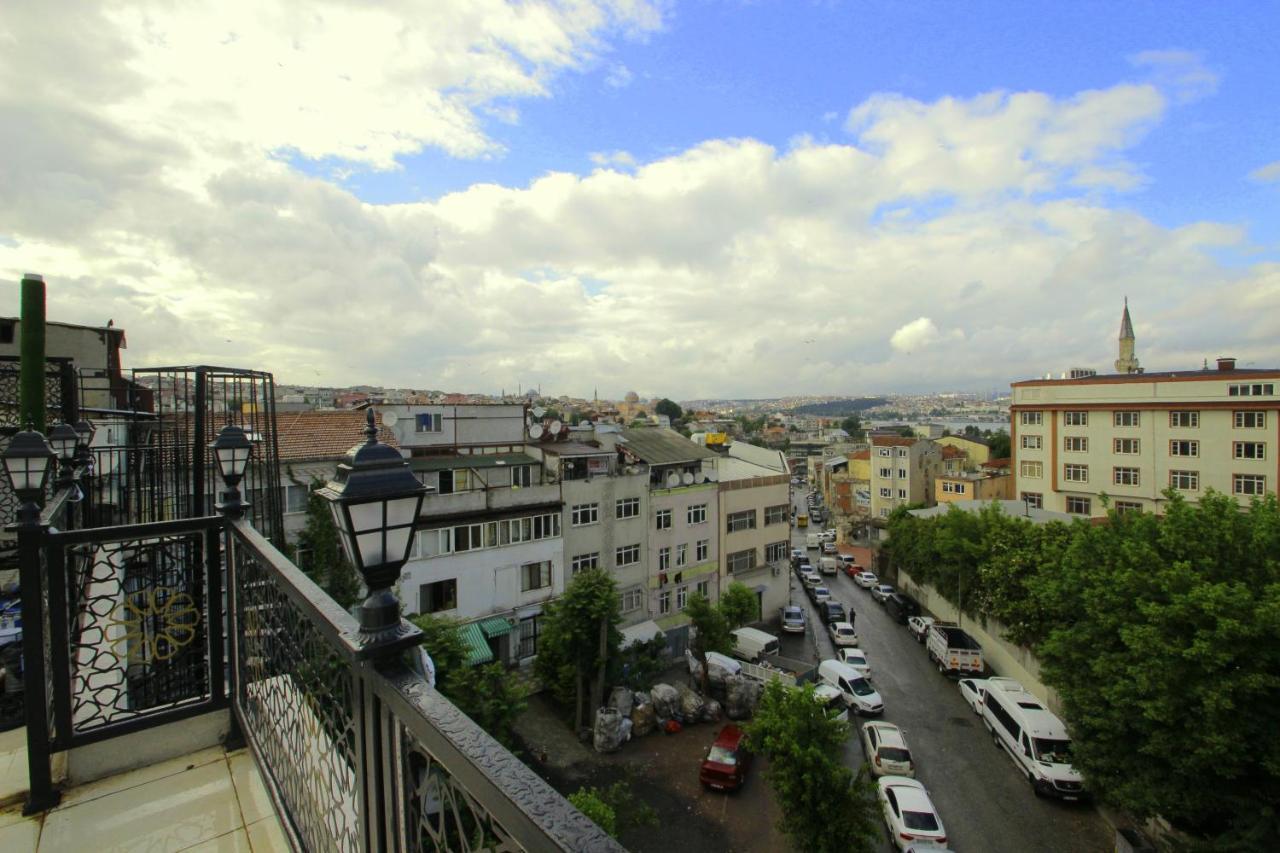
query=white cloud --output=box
[890,317,941,352]
[589,150,638,169]
[1128,49,1220,104]
[1249,161,1280,184]
[605,63,634,88]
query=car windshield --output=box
[902,810,940,832]
[880,747,911,764]
[850,677,874,696]
[837,628,855,637]
[706,746,738,766]
[845,655,866,666]
[1034,738,1073,764]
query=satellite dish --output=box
[381,411,398,426]
[625,466,638,475]
[580,420,592,428]
[532,407,546,418]
[665,472,680,488]
[549,420,562,435]
[529,424,544,439]
[705,468,719,482]
[681,471,694,485]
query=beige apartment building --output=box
[1010,358,1279,517]
[869,435,943,519]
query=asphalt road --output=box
[785,488,1112,853]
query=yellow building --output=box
[935,470,1012,504]
[935,434,992,466]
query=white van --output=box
[805,533,821,550]
[981,679,1086,800]
[818,556,839,576]
[730,627,780,663]
[817,660,883,716]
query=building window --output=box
[571,553,600,575]
[1234,442,1266,460]
[687,503,707,524]
[676,585,689,610]
[1233,474,1267,496]
[766,541,789,562]
[676,543,688,567]
[1020,411,1043,426]
[726,510,757,533]
[879,487,892,498]
[1113,467,1140,486]
[897,448,908,457]
[1021,492,1043,509]
[1170,470,1199,491]
[658,546,671,571]
[1064,436,1088,452]
[656,509,672,530]
[897,489,907,499]
[518,616,539,658]
[1019,461,1043,478]
[1170,411,1199,428]
[619,588,643,613]
[513,465,534,488]
[1234,411,1266,429]
[571,503,599,526]
[658,590,671,615]
[896,468,907,478]
[284,483,310,514]
[1229,383,1275,397]
[1065,496,1092,515]
[1064,411,1088,426]
[1169,440,1199,457]
[765,504,789,525]
[696,539,709,561]
[616,497,640,519]
[1020,434,1042,450]
[1113,411,1141,427]
[879,508,890,518]
[1114,501,1143,515]
[418,579,457,614]
[877,447,891,457]
[521,561,552,592]
[415,412,442,432]
[878,467,892,478]
[727,549,757,574]
[1114,438,1140,455]
[1063,464,1089,483]
[696,579,709,598]
[615,544,640,567]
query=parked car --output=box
[837,647,871,678]
[780,606,806,634]
[790,548,804,563]
[884,593,920,624]
[700,724,753,791]
[801,570,822,589]
[842,562,863,579]
[819,600,847,625]
[837,553,856,567]
[871,584,896,603]
[853,571,878,589]
[810,585,832,605]
[796,561,813,578]
[828,621,859,647]
[814,683,849,723]
[877,776,948,850]
[818,660,883,716]
[906,616,934,643]
[821,541,837,555]
[861,722,915,778]
[957,678,988,715]
[730,627,780,663]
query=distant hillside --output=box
[792,398,887,416]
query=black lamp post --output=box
[318,408,425,639]
[3,427,55,526]
[47,422,79,489]
[73,418,96,470]
[209,424,253,518]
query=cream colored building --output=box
[716,442,791,622]
[935,433,992,466]
[869,435,943,518]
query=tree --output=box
[534,568,622,730]
[569,780,658,840]
[409,613,468,681]
[719,582,760,629]
[291,475,361,611]
[984,428,1011,459]
[745,681,880,853]
[654,398,683,421]
[684,591,731,694]
[839,414,863,439]
[442,662,528,749]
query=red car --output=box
[699,724,753,791]
[843,561,863,578]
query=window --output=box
[1114,501,1143,515]
[415,412,442,432]
[521,561,552,592]
[284,483,309,514]
[676,585,689,610]
[1021,492,1043,509]
[1170,411,1199,428]
[687,503,707,524]
[1234,442,1266,460]
[1064,411,1088,426]
[615,544,640,567]
[1066,496,1092,515]
[656,509,672,530]
[571,503,599,526]
[727,549,757,574]
[879,487,892,498]
[518,616,539,658]
[897,468,907,478]
[616,497,640,519]
[658,590,671,615]
[1170,470,1199,491]
[676,543,688,567]
[1113,411,1140,427]
[571,552,600,575]
[1113,467,1140,486]
[1113,438,1140,455]
[658,546,671,571]
[879,508,890,518]
[878,467,892,478]
[1020,411,1043,426]
[453,523,483,552]
[1020,434,1042,450]
[1234,474,1267,496]
[1019,461,1043,478]
[765,504,789,525]
[726,509,757,533]
[1229,383,1275,397]
[619,588,644,613]
[1234,411,1266,429]
[511,465,532,488]
[696,579,709,599]
[418,579,457,614]
[696,539,709,561]
[897,448,908,458]
[877,447,892,457]
[897,488,907,499]
[1064,436,1088,452]
[1169,440,1199,457]
[1063,464,1089,483]
[766,541,789,562]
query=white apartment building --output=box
[869,435,943,519]
[716,442,792,622]
[1010,357,1279,517]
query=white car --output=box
[853,571,878,589]
[821,541,837,555]
[958,678,988,715]
[870,584,895,603]
[877,776,948,851]
[861,722,914,778]
[810,586,832,604]
[828,621,859,647]
[837,647,871,678]
[813,683,849,723]
[801,571,822,589]
[906,615,934,643]
[780,606,806,634]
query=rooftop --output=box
[910,499,1072,525]
[619,428,717,466]
[275,409,398,462]
[1012,366,1280,387]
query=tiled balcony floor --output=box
[0,733,288,852]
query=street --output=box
[784,488,1113,853]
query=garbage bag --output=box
[724,674,763,720]
[678,685,706,721]
[650,683,680,719]
[593,707,626,753]
[631,703,658,737]
[702,698,723,723]
[609,686,635,717]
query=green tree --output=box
[442,662,528,749]
[839,414,863,438]
[719,582,760,629]
[684,591,731,693]
[654,398,683,421]
[983,428,1011,459]
[745,681,880,853]
[534,568,622,729]
[291,475,361,610]
[409,613,468,681]
[569,780,658,840]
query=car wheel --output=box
[1028,770,1043,797]
[992,728,1001,748]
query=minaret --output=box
[1114,297,1140,374]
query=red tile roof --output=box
[850,449,870,460]
[982,457,1011,469]
[276,410,399,463]
[941,445,966,458]
[870,435,917,447]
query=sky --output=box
[2,0,1278,401]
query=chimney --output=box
[1217,357,1236,371]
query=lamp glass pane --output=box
[356,531,386,566]
[51,436,77,459]
[385,495,419,527]
[336,528,357,568]
[20,456,50,491]
[385,525,413,563]
[349,500,384,534]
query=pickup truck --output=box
[926,622,984,677]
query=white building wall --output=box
[561,472,651,626]
[648,483,720,621]
[399,537,561,622]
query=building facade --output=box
[869,435,943,518]
[716,443,791,622]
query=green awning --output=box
[478,616,516,638]
[460,622,494,666]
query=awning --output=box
[459,622,494,666]
[620,620,665,649]
[478,616,515,638]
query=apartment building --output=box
[715,442,792,621]
[1010,357,1279,517]
[869,435,943,518]
[935,433,992,466]
[934,469,1012,504]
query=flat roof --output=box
[409,452,537,472]
[1013,368,1280,387]
[619,428,717,465]
[540,442,613,458]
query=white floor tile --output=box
[0,815,40,853]
[227,753,273,826]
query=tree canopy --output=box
[718,582,760,629]
[534,568,622,728]
[654,398,683,421]
[291,476,361,610]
